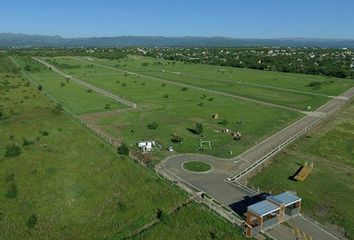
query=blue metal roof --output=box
[248,200,280,217]
[268,191,301,206]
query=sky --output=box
[1,0,354,39]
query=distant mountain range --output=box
[1,33,354,48]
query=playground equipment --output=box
[199,140,212,150]
[294,161,313,181]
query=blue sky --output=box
[1,0,354,39]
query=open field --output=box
[0,55,246,239]
[35,56,303,159]
[84,56,354,111]
[11,56,127,114]
[248,100,354,239]
[132,203,245,240]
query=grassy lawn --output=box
[86,56,354,111]
[0,54,246,239]
[183,161,212,172]
[248,100,354,239]
[11,56,127,114]
[132,203,245,240]
[38,56,302,159]
[0,57,186,239]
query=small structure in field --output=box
[293,161,313,181]
[137,140,156,153]
[167,146,174,152]
[199,140,212,150]
[232,132,242,141]
[212,113,219,119]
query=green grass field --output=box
[183,161,212,172]
[248,100,354,239]
[132,203,245,240]
[86,56,354,111]
[0,55,245,239]
[11,56,127,114]
[36,56,303,159]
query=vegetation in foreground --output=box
[132,203,245,240]
[0,54,245,239]
[248,100,354,239]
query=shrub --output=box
[163,94,169,98]
[161,83,166,87]
[141,62,150,67]
[26,214,38,229]
[208,97,214,101]
[218,119,229,125]
[40,130,49,136]
[307,81,322,89]
[37,85,42,91]
[117,143,129,156]
[121,83,127,87]
[23,138,35,147]
[156,208,163,220]
[5,182,17,199]
[195,123,203,135]
[171,135,183,144]
[147,122,158,130]
[197,102,204,107]
[86,89,93,93]
[5,144,21,158]
[60,82,66,87]
[105,104,111,109]
[5,173,15,182]
[181,87,188,91]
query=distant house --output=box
[137,141,156,152]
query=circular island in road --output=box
[182,161,212,173]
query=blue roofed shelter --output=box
[245,191,301,238]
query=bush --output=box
[23,138,35,147]
[156,208,163,220]
[86,89,93,93]
[307,81,322,89]
[161,83,166,87]
[5,144,21,158]
[195,123,203,135]
[171,135,183,144]
[117,143,129,156]
[105,104,111,109]
[37,85,42,91]
[60,82,66,87]
[218,119,229,125]
[147,122,158,130]
[121,83,127,87]
[26,214,38,229]
[163,94,169,98]
[40,130,49,136]
[5,182,17,199]
[181,87,188,91]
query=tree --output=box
[171,135,183,144]
[147,122,158,130]
[195,123,203,135]
[117,143,129,156]
[5,144,21,158]
[38,85,42,91]
[26,214,38,229]
[5,182,17,199]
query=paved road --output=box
[32,57,137,108]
